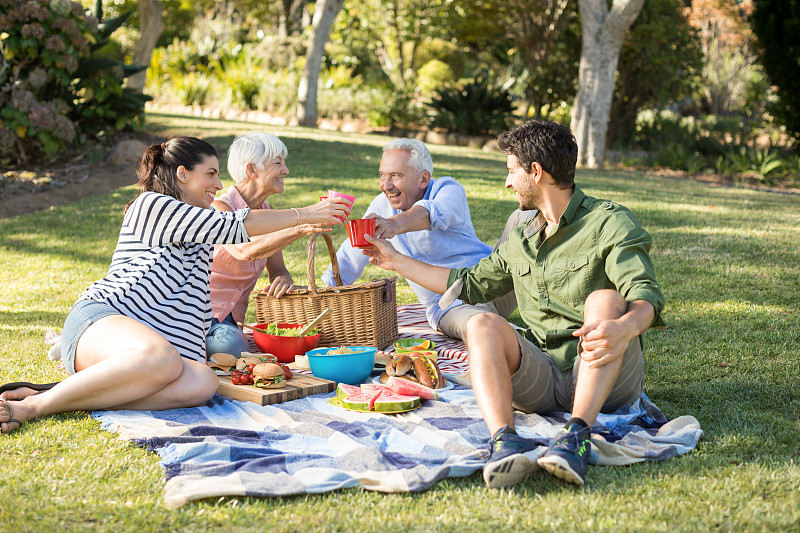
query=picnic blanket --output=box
[93,391,701,507]
[91,303,703,507]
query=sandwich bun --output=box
[252,363,286,388]
[208,352,238,374]
[236,354,276,370]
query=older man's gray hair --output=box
[382,138,434,176]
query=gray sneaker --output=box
[537,425,595,486]
[482,426,539,489]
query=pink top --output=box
[210,186,271,324]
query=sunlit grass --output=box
[1,111,798,531]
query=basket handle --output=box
[307,233,344,295]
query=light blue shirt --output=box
[322,176,492,329]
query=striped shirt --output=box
[79,192,251,362]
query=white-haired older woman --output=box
[205,132,331,357]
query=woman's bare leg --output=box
[1,315,218,433]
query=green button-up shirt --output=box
[447,186,665,371]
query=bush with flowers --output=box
[0,0,149,165]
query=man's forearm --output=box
[392,253,451,294]
[619,300,655,340]
[393,205,430,234]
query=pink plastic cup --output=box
[327,190,356,221]
[346,218,376,248]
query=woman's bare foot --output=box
[0,399,24,434]
[0,386,42,402]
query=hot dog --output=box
[383,353,445,389]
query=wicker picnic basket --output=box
[253,233,399,349]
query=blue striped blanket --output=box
[92,388,702,508]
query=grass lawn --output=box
[1,112,798,532]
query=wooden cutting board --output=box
[217,373,336,406]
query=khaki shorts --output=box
[436,291,520,341]
[509,331,644,414]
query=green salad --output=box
[264,323,320,337]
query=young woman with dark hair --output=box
[0,136,350,434]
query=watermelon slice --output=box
[336,383,361,400]
[360,383,390,394]
[373,390,421,412]
[386,376,439,400]
[340,393,374,412]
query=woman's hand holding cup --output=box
[302,196,351,225]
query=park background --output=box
[1,1,799,531]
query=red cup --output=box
[346,218,376,248]
[327,190,355,221]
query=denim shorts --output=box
[61,299,122,375]
[206,313,250,358]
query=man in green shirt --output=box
[363,120,665,489]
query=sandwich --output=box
[208,352,238,375]
[252,363,286,389]
[236,353,277,371]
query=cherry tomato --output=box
[245,375,254,385]
[282,365,293,380]
[231,376,240,385]
[247,364,256,372]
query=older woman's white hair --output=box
[227,132,288,184]
[382,138,433,177]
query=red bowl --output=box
[252,323,322,363]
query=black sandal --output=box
[0,381,60,395]
[1,399,22,433]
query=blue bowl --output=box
[305,346,376,385]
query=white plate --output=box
[371,374,453,391]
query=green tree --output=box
[449,1,581,120]
[341,0,450,92]
[751,0,800,148]
[609,0,702,145]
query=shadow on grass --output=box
[0,309,67,327]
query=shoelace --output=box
[552,424,609,452]
[488,425,529,454]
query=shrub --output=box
[715,146,786,184]
[212,46,264,110]
[321,64,362,89]
[427,77,515,136]
[417,59,454,96]
[254,69,297,115]
[0,1,149,164]
[368,89,426,129]
[319,85,387,121]
[173,72,212,106]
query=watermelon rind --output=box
[386,376,439,400]
[341,393,373,412]
[373,394,421,413]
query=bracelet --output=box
[291,207,300,226]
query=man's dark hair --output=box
[497,120,578,188]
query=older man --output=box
[322,138,533,340]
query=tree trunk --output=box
[570,0,643,168]
[128,0,164,93]
[279,0,307,37]
[297,0,345,127]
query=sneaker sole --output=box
[537,455,585,486]
[483,453,538,489]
